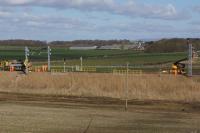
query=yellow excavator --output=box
[170,58,187,75]
[0,59,31,73]
[170,46,199,76]
[0,46,32,73]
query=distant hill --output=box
[49,40,132,47]
[0,40,47,47]
[1,39,200,53]
[145,38,200,53]
[0,39,132,48]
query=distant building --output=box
[99,45,121,50]
[69,46,97,50]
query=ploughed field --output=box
[1,92,200,133]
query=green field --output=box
[1,46,199,73]
[0,46,187,66]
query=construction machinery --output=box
[170,58,187,75]
[0,59,31,73]
[0,60,10,71]
[169,50,199,76]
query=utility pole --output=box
[125,62,129,111]
[80,56,83,71]
[188,39,193,77]
[24,46,30,74]
[48,46,51,72]
[25,46,29,60]
[64,58,66,73]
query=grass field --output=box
[0,46,188,66]
[2,45,200,74]
[0,72,200,102]
[0,46,200,133]
[0,61,200,132]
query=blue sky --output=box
[0,0,200,41]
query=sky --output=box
[0,0,200,41]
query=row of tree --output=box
[145,38,200,53]
[49,40,132,47]
[1,38,200,53]
[0,39,132,47]
[0,40,47,47]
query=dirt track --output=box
[1,92,200,133]
[1,92,200,112]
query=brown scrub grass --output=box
[0,71,200,102]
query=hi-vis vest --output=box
[24,59,29,67]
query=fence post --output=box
[125,62,129,111]
[64,58,66,73]
[188,39,193,77]
[80,57,83,71]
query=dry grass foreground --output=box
[0,72,200,102]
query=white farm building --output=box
[69,46,97,50]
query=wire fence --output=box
[48,65,162,74]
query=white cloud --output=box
[95,22,177,34]
[0,0,189,20]
[113,3,186,20]
[5,0,33,5]
[0,0,195,40]
[0,10,90,31]
[0,10,10,17]
[26,20,43,27]
[194,6,200,13]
